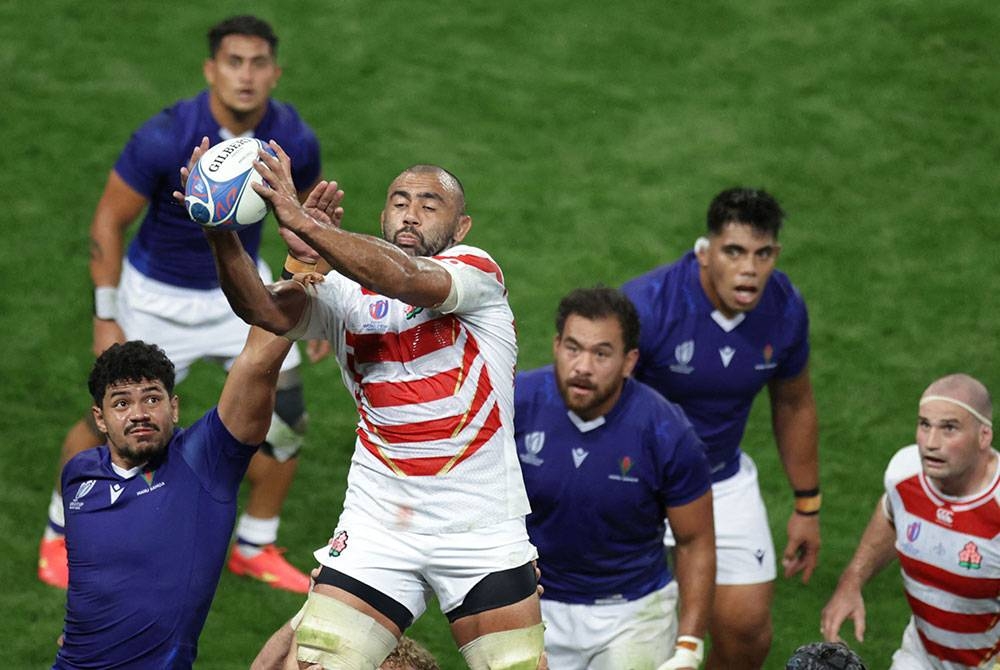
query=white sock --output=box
[235,515,280,555]
[46,490,65,536]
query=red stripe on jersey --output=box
[898,477,1000,538]
[906,592,1000,633]
[436,253,505,286]
[900,553,1000,599]
[916,625,999,666]
[357,401,501,476]
[365,361,494,444]
[361,336,478,408]
[347,315,460,365]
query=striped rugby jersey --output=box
[289,244,530,533]
[884,445,1000,668]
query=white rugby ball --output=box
[184,137,276,229]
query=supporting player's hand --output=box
[93,317,126,357]
[303,179,344,228]
[782,511,820,583]
[820,582,867,643]
[171,136,211,205]
[306,339,332,363]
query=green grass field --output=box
[4,1,999,667]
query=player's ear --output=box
[452,215,473,244]
[92,406,107,435]
[695,236,711,267]
[170,396,180,424]
[203,58,216,86]
[623,348,639,378]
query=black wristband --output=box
[794,487,821,498]
[280,268,294,280]
[794,508,820,516]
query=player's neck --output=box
[936,450,998,498]
[209,98,265,138]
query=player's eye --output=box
[757,248,773,259]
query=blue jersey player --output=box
[38,15,323,594]
[622,188,821,669]
[53,327,295,670]
[516,287,716,670]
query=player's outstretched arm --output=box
[217,325,294,445]
[661,489,715,669]
[252,141,457,308]
[769,366,822,583]
[820,499,897,644]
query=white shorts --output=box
[541,582,678,670]
[313,511,538,620]
[664,452,776,585]
[117,259,301,382]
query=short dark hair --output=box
[207,15,278,58]
[555,286,640,352]
[707,187,785,238]
[785,642,868,670]
[88,341,176,406]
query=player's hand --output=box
[820,582,866,643]
[171,136,211,205]
[93,317,126,357]
[306,339,332,363]
[251,141,310,230]
[782,511,820,583]
[303,179,344,228]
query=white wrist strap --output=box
[94,286,118,320]
[659,636,704,669]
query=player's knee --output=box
[294,590,397,670]
[261,384,308,463]
[459,623,545,670]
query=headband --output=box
[920,395,993,428]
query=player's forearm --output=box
[205,231,303,333]
[89,216,126,288]
[837,503,897,590]
[773,400,820,493]
[672,531,715,639]
[288,215,449,307]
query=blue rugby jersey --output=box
[623,251,809,483]
[515,367,711,604]
[53,409,255,670]
[115,90,321,289]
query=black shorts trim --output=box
[314,566,414,632]
[446,562,538,623]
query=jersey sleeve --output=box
[774,287,811,379]
[657,414,712,508]
[882,444,919,522]
[113,110,179,199]
[429,246,508,315]
[177,408,256,501]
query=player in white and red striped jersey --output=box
[198,147,546,669]
[821,373,999,669]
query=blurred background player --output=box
[37,14,323,594]
[622,187,821,669]
[205,154,546,668]
[821,373,998,669]
[515,287,715,669]
[54,329,296,669]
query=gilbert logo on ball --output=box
[184,137,276,229]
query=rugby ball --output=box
[184,137,276,229]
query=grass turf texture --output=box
[4,0,999,667]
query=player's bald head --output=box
[392,165,466,214]
[921,373,992,426]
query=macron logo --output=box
[571,448,589,468]
[719,346,735,368]
[110,483,125,505]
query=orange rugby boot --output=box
[227,544,310,594]
[38,536,69,589]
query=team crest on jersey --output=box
[69,480,97,510]
[670,340,695,374]
[608,455,639,483]
[906,521,921,543]
[369,300,389,320]
[404,305,424,320]
[328,531,349,558]
[754,343,777,370]
[519,432,545,466]
[958,541,982,570]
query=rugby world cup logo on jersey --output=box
[519,432,545,466]
[69,480,96,510]
[369,300,389,320]
[670,340,695,374]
